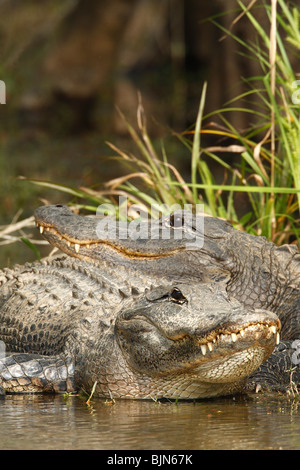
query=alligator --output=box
[0,204,299,398]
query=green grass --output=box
[181,0,300,244]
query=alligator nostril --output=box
[55,204,63,208]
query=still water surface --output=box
[0,393,300,450]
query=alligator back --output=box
[0,256,133,356]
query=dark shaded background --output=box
[0,0,290,265]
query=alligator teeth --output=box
[231,333,237,343]
[195,323,279,354]
[39,226,44,234]
[74,243,80,253]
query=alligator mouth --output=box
[35,222,179,259]
[173,320,280,356]
[171,319,281,383]
[119,311,280,355]
[117,314,281,384]
[36,222,99,253]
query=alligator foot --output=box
[0,353,77,394]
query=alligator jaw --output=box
[174,320,281,384]
[193,321,280,355]
[163,319,280,355]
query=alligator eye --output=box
[169,214,184,228]
[170,287,187,303]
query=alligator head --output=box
[34,204,233,285]
[112,283,280,399]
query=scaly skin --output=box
[0,263,280,398]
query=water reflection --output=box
[0,394,300,450]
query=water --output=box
[0,393,300,450]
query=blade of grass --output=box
[18,177,89,199]
[191,82,207,204]
[169,182,300,194]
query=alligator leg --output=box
[0,353,76,394]
[246,341,300,393]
